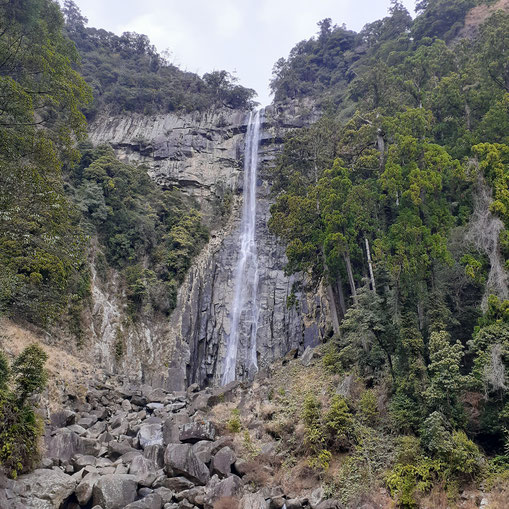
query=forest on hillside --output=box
[267,0,509,505]
[0,0,509,506]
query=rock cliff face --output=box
[87,103,331,389]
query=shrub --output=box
[0,344,48,478]
[324,394,354,449]
[358,389,378,426]
[226,409,242,433]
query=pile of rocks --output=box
[0,376,339,509]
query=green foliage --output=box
[0,345,48,478]
[0,0,92,326]
[70,144,208,317]
[387,458,444,508]
[324,395,354,449]
[62,1,256,117]
[226,409,242,433]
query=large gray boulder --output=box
[164,444,210,485]
[76,472,101,505]
[241,492,268,509]
[204,475,243,508]
[163,413,190,445]
[92,473,138,509]
[45,429,83,463]
[11,468,77,507]
[211,446,236,477]
[138,423,163,449]
[179,421,216,443]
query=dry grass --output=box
[213,497,239,509]
[0,319,95,411]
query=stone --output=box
[300,346,315,367]
[125,493,163,509]
[204,475,243,508]
[129,455,157,480]
[164,444,210,485]
[179,421,216,443]
[241,493,268,509]
[192,437,229,464]
[163,413,190,445]
[78,416,99,429]
[144,444,165,468]
[122,399,133,412]
[138,423,164,449]
[76,472,101,505]
[11,468,76,507]
[148,388,167,403]
[159,476,195,491]
[309,487,325,509]
[211,446,236,477]
[155,487,176,504]
[107,440,138,459]
[71,454,97,471]
[50,409,76,428]
[286,499,303,509]
[92,474,138,509]
[45,430,83,464]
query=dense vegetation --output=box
[62,1,257,118]
[0,0,214,331]
[0,344,48,478]
[69,143,208,319]
[269,0,509,505]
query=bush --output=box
[226,409,242,433]
[0,344,48,478]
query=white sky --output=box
[71,0,416,105]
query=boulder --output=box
[159,476,195,491]
[241,492,268,509]
[92,473,138,509]
[138,423,164,449]
[11,468,76,507]
[179,421,216,443]
[192,437,229,464]
[211,446,236,477]
[124,492,163,509]
[164,444,210,485]
[76,472,100,505]
[107,440,138,460]
[300,346,316,367]
[50,409,76,428]
[204,475,243,508]
[163,413,190,445]
[45,429,83,463]
[154,487,176,504]
[129,455,158,485]
[144,444,165,468]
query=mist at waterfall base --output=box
[222,109,264,385]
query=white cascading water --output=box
[222,109,263,385]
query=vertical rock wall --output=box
[87,103,331,389]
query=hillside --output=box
[1,0,509,508]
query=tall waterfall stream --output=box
[222,109,263,385]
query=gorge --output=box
[2,1,509,508]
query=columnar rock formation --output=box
[87,102,330,389]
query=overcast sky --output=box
[70,0,416,105]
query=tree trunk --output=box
[336,275,347,317]
[344,251,357,305]
[326,285,341,335]
[365,237,376,292]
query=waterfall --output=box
[222,109,263,385]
